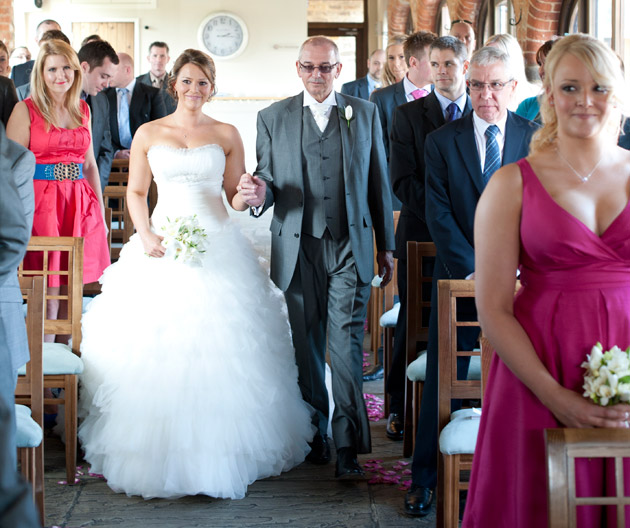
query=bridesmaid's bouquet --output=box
[582,343,630,406]
[160,215,208,267]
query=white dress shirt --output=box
[403,75,432,102]
[472,112,508,173]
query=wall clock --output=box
[198,12,248,60]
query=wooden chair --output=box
[15,275,45,525]
[546,428,630,527]
[369,211,400,364]
[103,186,133,261]
[17,236,84,485]
[436,279,481,528]
[402,241,436,457]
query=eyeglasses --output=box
[451,19,474,26]
[467,79,514,92]
[298,62,339,74]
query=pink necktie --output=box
[411,88,429,100]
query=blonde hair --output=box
[382,35,407,87]
[31,40,83,131]
[530,33,626,154]
[484,33,527,85]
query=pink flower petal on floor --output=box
[402,469,412,475]
[57,480,67,485]
[397,460,410,466]
[368,477,383,484]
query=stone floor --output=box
[41,370,437,528]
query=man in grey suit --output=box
[340,49,385,100]
[238,36,395,478]
[404,47,539,517]
[78,40,119,190]
[0,123,40,527]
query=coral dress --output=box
[22,98,109,285]
[463,159,630,527]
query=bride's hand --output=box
[140,232,166,258]
[237,173,266,207]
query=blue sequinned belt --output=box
[34,162,83,181]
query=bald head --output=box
[450,22,476,59]
[111,52,134,88]
[35,20,61,45]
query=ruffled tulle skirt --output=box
[78,222,314,499]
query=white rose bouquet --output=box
[160,215,208,267]
[582,342,630,406]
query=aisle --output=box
[43,367,437,527]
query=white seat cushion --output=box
[379,302,400,328]
[15,404,43,448]
[407,353,482,383]
[439,413,480,455]
[17,343,83,376]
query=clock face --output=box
[199,13,248,59]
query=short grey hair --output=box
[298,36,340,63]
[470,46,513,79]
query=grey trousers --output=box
[284,232,372,454]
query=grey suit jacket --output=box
[0,77,18,127]
[425,111,539,281]
[10,60,34,89]
[137,73,177,115]
[104,82,166,152]
[369,80,406,159]
[86,92,115,190]
[341,76,370,100]
[254,92,395,292]
[15,83,30,102]
[0,123,35,372]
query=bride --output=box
[78,49,315,500]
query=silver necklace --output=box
[556,147,605,183]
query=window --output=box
[436,0,451,37]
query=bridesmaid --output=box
[7,39,109,327]
[465,34,630,527]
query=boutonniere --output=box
[340,105,354,129]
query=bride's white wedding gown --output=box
[78,144,314,500]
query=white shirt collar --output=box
[472,111,508,138]
[434,90,467,116]
[403,75,432,101]
[119,78,136,93]
[303,90,337,107]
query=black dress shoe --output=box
[335,447,365,479]
[363,364,384,381]
[404,485,434,517]
[386,413,404,441]
[306,434,331,465]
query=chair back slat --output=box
[18,236,84,354]
[15,276,45,427]
[546,428,630,527]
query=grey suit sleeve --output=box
[424,132,474,278]
[0,131,35,288]
[367,104,395,251]
[252,110,276,216]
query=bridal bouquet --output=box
[582,342,630,406]
[160,215,208,267]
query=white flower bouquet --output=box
[160,215,208,267]
[582,342,630,406]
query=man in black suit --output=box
[11,19,60,88]
[105,52,166,159]
[404,46,539,517]
[385,36,472,443]
[340,49,385,100]
[136,41,176,115]
[0,77,18,127]
[78,41,119,190]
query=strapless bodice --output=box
[147,144,229,232]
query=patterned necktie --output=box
[118,88,133,149]
[411,88,429,100]
[483,125,501,184]
[310,104,330,133]
[446,102,460,122]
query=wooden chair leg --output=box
[441,454,459,528]
[64,375,78,484]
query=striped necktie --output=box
[483,125,501,184]
[117,88,133,149]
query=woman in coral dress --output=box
[464,34,630,527]
[7,39,109,313]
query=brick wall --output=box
[389,0,563,69]
[0,0,13,50]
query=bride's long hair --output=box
[167,49,218,102]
